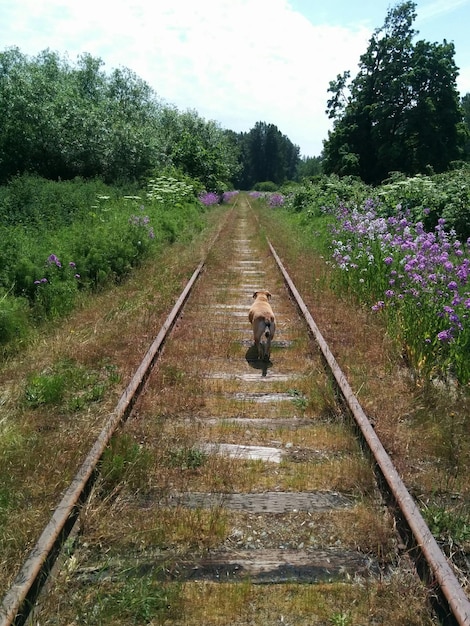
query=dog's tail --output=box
[264,319,271,339]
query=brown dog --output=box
[248,290,276,361]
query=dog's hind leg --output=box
[252,319,264,360]
[265,337,271,360]
[263,322,272,360]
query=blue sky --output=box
[1,0,469,157]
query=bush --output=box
[329,200,470,383]
[0,174,211,352]
[0,174,113,229]
[254,181,278,192]
[0,292,30,348]
[198,191,220,206]
[281,175,370,216]
[271,172,470,383]
[375,167,470,240]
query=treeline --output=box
[0,47,242,189]
[0,47,304,191]
[3,1,470,194]
[231,122,301,189]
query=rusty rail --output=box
[268,240,470,626]
[0,261,205,626]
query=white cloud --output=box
[458,65,470,95]
[417,0,470,21]
[0,0,373,156]
[114,0,371,156]
[2,0,470,153]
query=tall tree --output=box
[323,2,465,183]
[235,122,300,188]
[462,93,470,160]
[296,156,322,180]
[155,107,240,190]
[0,48,240,187]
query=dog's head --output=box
[253,290,272,301]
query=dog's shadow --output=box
[245,345,272,377]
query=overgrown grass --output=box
[56,575,182,625]
[42,574,435,625]
[0,172,216,355]
[23,359,120,410]
[0,199,230,598]
[23,194,439,624]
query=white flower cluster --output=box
[146,176,193,206]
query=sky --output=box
[1,0,469,157]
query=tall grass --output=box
[0,172,225,354]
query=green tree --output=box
[155,107,240,190]
[462,93,470,160]
[0,48,67,181]
[0,48,241,187]
[296,156,322,180]
[102,66,163,181]
[235,121,300,188]
[323,2,465,183]
[0,49,160,182]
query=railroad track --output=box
[1,195,469,625]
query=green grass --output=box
[100,434,154,492]
[70,575,182,625]
[23,359,120,410]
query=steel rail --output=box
[0,198,238,626]
[268,240,470,626]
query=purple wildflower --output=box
[222,191,239,203]
[268,193,285,208]
[437,329,453,342]
[199,192,219,206]
[47,254,62,268]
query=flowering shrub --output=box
[375,170,470,240]
[268,193,285,207]
[222,191,239,203]
[330,200,470,383]
[283,176,369,216]
[198,191,220,206]
[146,176,193,207]
[129,214,155,240]
[0,174,208,352]
[32,253,80,319]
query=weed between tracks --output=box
[41,577,435,625]
[35,198,438,625]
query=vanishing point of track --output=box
[1,195,469,625]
